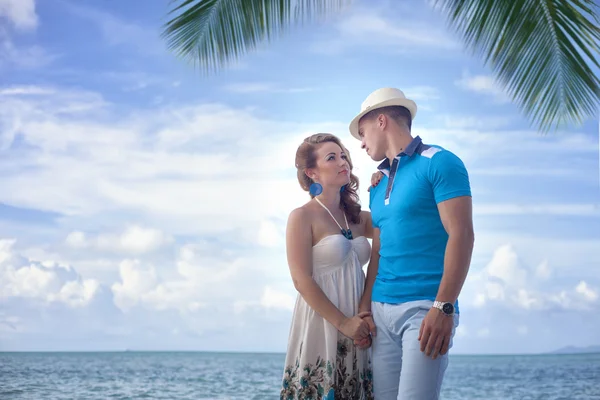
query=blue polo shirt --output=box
[369,136,471,309]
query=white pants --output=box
[371,300,459,400]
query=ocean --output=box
[1,351,599,399]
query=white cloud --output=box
[223,83,316,94]
[403,86,441,101]
[1,233,295,350]
[396,86,441,111]
[455,71,510,103]
[0,85,54,96]
[535,260,552,280]
[310,8,458,55]
[1,84,596,235]
[66,226,170,255]
[486,244,527,286]
[256,219,285,248]
[118,226,169,254]
[475,203,600,217]
[0,238,100,308]
[469,166,597,184]
[111,259,159,312]
[0,1,57,70]
[260,286,296,310]
[473,293,486,307]
[575,281,598,302]
[50,279,99,308]
[0,29,57,69]
[435,114,513,130]
[65,231,87,248]
[0,84,346,241]
[0,0,37,30]
[235,286,297,314]
[463,244,599,311]
[470,233,599,282]
[109,239,294,317]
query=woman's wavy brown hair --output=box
[295,133,362,225]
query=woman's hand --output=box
[339,311,371,341]
[368,171,384,192]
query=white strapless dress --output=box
[280,234,374,400]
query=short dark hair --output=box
[361,105,412,131]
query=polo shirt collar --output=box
[377,136,423,176]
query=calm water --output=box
[1,351,599,399]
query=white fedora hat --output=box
[349,87,417,140]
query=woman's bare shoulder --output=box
[288,202,317,224]
[360,210,371,224]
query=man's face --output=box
[358,115,386,161]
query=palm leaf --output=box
[433,0,600,133]
[162,0,349,73]
[162,0,600,133]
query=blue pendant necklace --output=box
[315,197,353,240]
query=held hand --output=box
[353,313,377,349]
[354,335,372,349]
[418,308,454,360]
[367,171,384,192]
[362,314,377,337]
[339,311,371,341]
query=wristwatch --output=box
[433,301,455,316]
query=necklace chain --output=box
[314,197,353,240]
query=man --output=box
[349,87,475,399]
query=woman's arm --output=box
[286,207,370,340]
[361,210,373,239]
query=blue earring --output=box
[309,182,323,196]
[340,185,346,193]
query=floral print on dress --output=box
[280,339,373,400]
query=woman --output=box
[280,133,377,400]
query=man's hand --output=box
[418,308,453,359]
[362,314,377,337]
[354,309,377,349]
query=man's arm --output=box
[356,227,380,346]
[359,227,380,313]
[428,149,474,303]
[435,195,474,304]
[419,149,474,359]
[419,196,474,359]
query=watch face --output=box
[442,303,454,314]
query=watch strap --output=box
[433,300,454,315]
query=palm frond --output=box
[162,0,349,73]
[434,0,600,133]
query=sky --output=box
[0,0,599,355]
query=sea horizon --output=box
[2,349,600,356]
